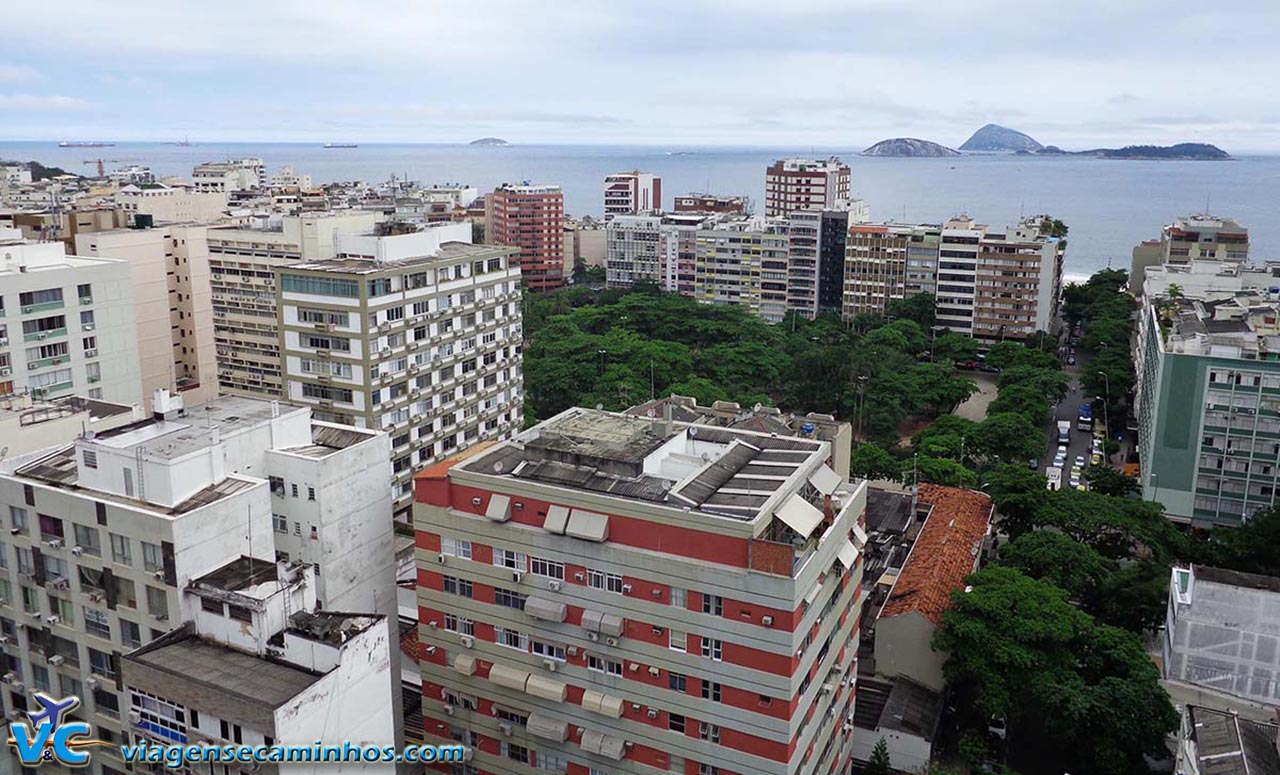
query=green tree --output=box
[885,293,936,330]
[1083,467,1140,497]
[982,464,1047,538]
[1032,488,1181,562]
[986,384,1050,425]
[913,415,979,459]
[935,566,1178,775]
[999,531,1111,601]
[931,331,980,364]
[1087,559,1171,632]
[976,412,1045,463]
[1215,504,1280,576]
[865,738,892,775]
[912,456,977,487]
[850,444,901,483]
[997,366,1069,402]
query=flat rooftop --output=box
[280,423,380,459]
[191,556,284,596]
[286,611,381,645]
[458,407,836,523]
[287,240,508,274]
[1185,705,1280,775]
[88,395,303,461]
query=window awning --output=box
[524,596,567,623]
[524,675,567,702]
[581,689,624,718]
[804,580,823,606]
[599,613,624,637]
[808,464,842,495]
[580,609,604,632]
[852,522,868,549]
[580,729,626,761]
[485,494,512,522]
[775,493,825,539]
[565,509,609,542]
[543,504,570,534]
[452,653,476,676]
[836,539,857,570]
[526,711,569,742]
[488,663,530,692]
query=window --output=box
[120,620,142,649]
[84,608,110,640]
[302,334,351,352]
[77,284,92,302]
[702,594,723,615]
[502,743,530,764]
[146,586,168,617]
[538,753,568,773]
[89,648,116,679]
[701,681,722,701]
[291,483,299,498]
[38,514,64,543]
[495,708,528,725]
[587,568,624,593]
[9,506,29,533]
[701,638,723,661]
[531,639,566,662]
[699,723,720,742]
[307,486,315,501]
[443,614,474,636]
[494,588,526,609]
[73,524,100,556]
[442,576,473,598]
[669,629,687,652]
[529,556,564,580]
[141,542,163,573]
[441,537,472,559]
[273,513,288,533]
[699,765,720,775]
[493,549,526,571]
[670,587,686,608]
[16,547,33,576]
[670,756,686,773]
[20,288,63,307]
[113,576,137,609]
[297,308,349,326]
[495,627,528,651]
[669,713,686,733]
[281,274,359,298]
[110,533,131,565]
[587,655,623,676]
[132,690,188,742]
[228,605,252,623]
[669,672,687,692]
[82,449,98,469]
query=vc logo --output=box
[6,693,108,767]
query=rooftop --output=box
[1159,291,1280,359]
[285,611,381,645]
[879,484,991,625]
[87,395,303,461]
[190,556,285,597]
[1184,705,1280,775]
[287,240,508,274]
[456,407,840,526]
[877,678,944,740]
[1194,565,1280,595]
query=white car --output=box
[1075,455,1086,468]
[1057,445,1068,458]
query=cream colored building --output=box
[76,225,219,408]
[206,212,379,397]
[116,183,229,226]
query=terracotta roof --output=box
[879,484,992,625]
[413,440,499,481]
[399,618,423,661]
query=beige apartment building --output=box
[115,183,229,226]
[206,212,378,397]
[75,225,219,408]
[843,223,942,319]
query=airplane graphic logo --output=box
[6,693,109,767]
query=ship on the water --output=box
[324,143,358,148]
[58,141,114,148]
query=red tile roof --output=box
[879,484,992,625]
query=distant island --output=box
[959,124,1043,153]
[470,137,509,147]
[1027,142,1229,160]
[861,138,960,157]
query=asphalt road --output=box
[1042,357,1100,487]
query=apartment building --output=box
[276,223,524,522]
[1132,214,1250,286]
[783,204,869,319]
[604,172,662,218]
[414,407,867,775]
[0,394,141,459]
[843,223,943,319]
[673,194,748,215]
[191,158,264,194]
[206,211,379,397]
[605,215,665,288]
[122,559,396,775]
[115,183,229,226]
[1134,284,1280,526]
[486,184,566,292]
[764,159,850,218]
[694,216,791,322]
[0,227,143,406]
[75,224,219,408]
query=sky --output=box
[2,0,1279,151]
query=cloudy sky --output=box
[3,0,1278,150]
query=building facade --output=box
[764,159,850,218]
[604,172,662,218]
[115,184,228,227]
[276,224,524,522]
[0,227,143,406]
[673,194,748,215]
[843,224,942,319]
[1131,214,1250,285]
[486,184,566,293]
[191,158,264,194]
[414,407,868,775]
[605,215,664,288]
[206,212,379,397]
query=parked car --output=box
[1075,455,1086,468]
[1091,452,1103,466]
[1028,458,1039,471]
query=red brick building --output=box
[764,158,851,218]
[487,184,566,292]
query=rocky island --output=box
[861,138,960,157]
[959,123,1043,153]
[469,137,510,147]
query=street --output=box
[1042,357,1098,485]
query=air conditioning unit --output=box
[566,646,578,656]
[0,636,9,646]
[762,615,774,626]
[70,546,83,557]
[1,671,14,682]
[606,637,619,647]
[153,570,165,580]
[48,653,64,665]
[621,584,633,594]
[0,368,9,377]
[37,333,47,340]
[28,362,38,370]
[437,553,446,564]
[85,677,99,690]
[424,645,436,656]
[511,571,523,584]
[586,632,599,642]
[543,660,558,673]
[460,635,474,648]
[547,580,561,592]
[442,704,456,717]
[498,722,513,736]
[83,324,95,331]
[51,578,69,590]
[128,710,142,725]
[9,527,20,535]
[574,572,585,582]
[648,666,660,677]
[89,592,103,603]
[84,349,98,357]
[47,538,64,549]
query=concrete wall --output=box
[874,612,946,693]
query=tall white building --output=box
[115,183,228,227]
[0,227,143,406]
[276,222,524,522]
[604,171,662,217]
[605,214,664,288]
[191,158,264,194]
[0,390,397,775]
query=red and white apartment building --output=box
[486,184,567,292]
[604,172,663,218]
[414,407,868,775]
[764,159,851,218]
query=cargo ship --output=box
[323,143,358,148]
[58,141,114,148]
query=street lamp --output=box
[1096,370,1111,461]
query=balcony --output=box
[20,301,64,315]
[24,327,67,343]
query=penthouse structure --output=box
[604,172,662,218]
[0,227,143,406]
[276,223,524,522]
[487,184,566,292]
[414,407,867,775]
[673,194,748,215]
[1132,214,1250,287]
[0,391,395,775]
[206,211,379,397]
[764,159,850,218]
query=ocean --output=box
[4,140,1279,280]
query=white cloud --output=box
[0,94,89,110]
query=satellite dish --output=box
[595,403,604,411]
[646,408,656,418]
[493,461,505,473]
[688,426,698,437]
